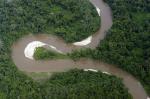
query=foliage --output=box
[0,39,3,50]
[0,0,130,99]
[34,47,68,60]
[0,0,100,98]
[0,0,145,98]
[0,92,6,99]
[70,0,150,95]
[41,69,132,99]
[0,0,100,43]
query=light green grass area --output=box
[34,47,69,60]
[0,92,6,99]
[133,13,150,24]
[26,72,52,82]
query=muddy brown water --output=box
[11,0,148,99]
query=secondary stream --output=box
[11,0,148,99]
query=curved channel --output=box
[11,0,148,99]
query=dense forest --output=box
[69,0,150,95]
[0,0,100,43]
[0,0,132,98]
[40,69,132,99]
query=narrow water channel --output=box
[11,0,148,99]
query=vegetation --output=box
[0,0,148,98]
[0,0,100,43]
[34,47,68,60]
[0,92,6,99]
[0,39,3,50]
[41,69,132,99]
[0,0,130,98]
[69,0,150,95]
[26,72,52,82]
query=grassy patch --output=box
[34,47,69,60]
[26,72,52,82]
[133,13,150,25]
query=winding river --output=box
[11,0,148,99]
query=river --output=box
[11,0,148,99]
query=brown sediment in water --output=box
[11,0,148,99]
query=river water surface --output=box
[11,0,148,99]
